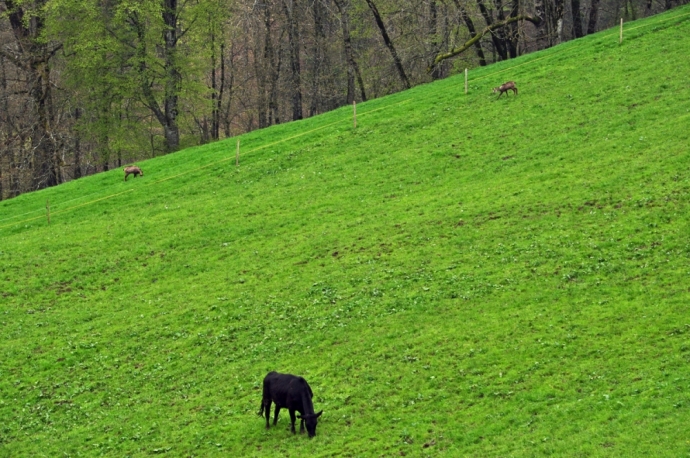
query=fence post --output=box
[620,18,623,44]
[46,199,50,225]
[236,139,240,166]
[353,100,357,129]
[465,68,468,94]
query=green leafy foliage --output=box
[46,0,220,158]
[2,7,690,456]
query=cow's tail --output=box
[258,375,270,417]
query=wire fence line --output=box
[0,190,118,224]
[0,100,412,230]
[469,8,690,84]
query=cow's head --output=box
[297,410,323,438]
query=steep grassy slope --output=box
[2,7,690,456]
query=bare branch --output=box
[428,15,542,71]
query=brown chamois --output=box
[123,166,144,181]
[493,81,518,98]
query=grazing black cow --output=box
[258,371,323,438]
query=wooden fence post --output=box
[620,18,623,44]
[236,139,240,166]
[353,100,357,129]
[46,199,50,225]
[465,68,468,94]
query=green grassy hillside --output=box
[2,7,690,456]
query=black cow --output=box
[258,371,323,438]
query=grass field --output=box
[2,6,690,456]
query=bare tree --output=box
[587,0,601,33]
[1,0,64,191]
[333,0,366,103]
[365,0,411,89]
[452,0,488,66]
[572,0,584,37]
[282,0,303,120]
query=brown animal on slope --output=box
[123,166,144,181]
[493,81,518,98]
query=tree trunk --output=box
[355,62,367,102]
[571,0,584,37]
[534,0,565,46]
[216,43,225,140]
[365,0,411,89]
[73,108,83,179]
[626,0,637,20]
[211,28,218,141]
[337,0,355,103]
[0,54,6,199]
[4,0,61,190]
[130,7,180,152]
[587,0,600,34]
[429,0,442,80]
[9,145,20,198]
[222,42,235,138]
[309,0,325,116]
[452,0,487,66]
[282,0,303,121]
[103,150,110,172]
[264,3,283,126]
[256,4,271,128]
[334,0,366,102]
[548,0,566,45]
[493,0,510,57]
[0,43,21,197]
[476,0,508,60]
[269,42,282,125]
[508,0,520,58]
[162,0,181,151]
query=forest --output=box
[0,0,686,199]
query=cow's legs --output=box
[273,406,280,426]
[299,417,305,434]
[265,401,271,429]
[289,409,297,434]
